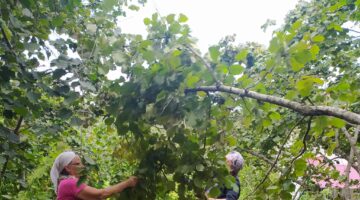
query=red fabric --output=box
[57,178,87,200]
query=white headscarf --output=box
[226,151,244,173]
[50,151,76,193]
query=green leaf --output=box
[53,69,67,79]
[291,19,302,31]
[178,14,188,23]
[14,106,28,116]
[229,64,244,75]
[80,81,96,92]
[327,23,343,31]
[1,20,12,41]
[22,8,34,18]
[329,118,346,128]
[84,155,96,165]
[208,187,221,198]
[172,49,182,57]
[294,159,307,177]
[312,35,325,42]
[26,91,41,103]
[226,136,237,146]
[262,119,271,127]
[327,142,337,156]
[194,177,202,187]
[52,16,64,27]
[143,18,151,25]
[166,14,175,23]
[235,50,248,61]
[285,90,298,100]
[209,46,220,61]
[310,45,320,59]
[102,0,117,11]
[86,23,97,33]
[216,64,228,74]
[128,5,140,11]
[290,57,304,72]
[70,117,83,126]
[269,112,281,121]
[105,117,114,125]
[296,76,324,97]
[325,130,335,137]
[186,75,200,87]
[0,125,20,144]
[112,51,127,63]
[269,36,283,53]
[195,164,204,171]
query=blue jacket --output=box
[217,176,240,200]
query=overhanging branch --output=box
[185,85,360,125]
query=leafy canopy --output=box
[0,0,360,199]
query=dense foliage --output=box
[0,0,359,199]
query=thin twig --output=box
[240,149,275,166]
[14,116,23,134]
[160,96,174,115]
[240,97,252,113]
[344,28,360,34]
[244,116,305,199]
[289,116,313,168]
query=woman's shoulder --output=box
[58,177,79,190]
[58,177,86,196]
[59,177,78,185]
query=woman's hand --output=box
[126,176,138,187]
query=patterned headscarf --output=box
[50,151,76,194]
[226,151,244,174]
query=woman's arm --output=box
[76,176,138,200]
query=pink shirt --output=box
[57,178,87,200]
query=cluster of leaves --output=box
[0,0,146,198]
[0,0,359,199]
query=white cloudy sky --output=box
[119,0,300,52]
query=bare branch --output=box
[344,144,354,200]
[14,117,23,135]
[342,126,360,182]
[288,117,313,173]
[185,85,360,125]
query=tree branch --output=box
[185,85,360,125]
[14,116,23,135]
[344,144,354,200]
[342,126,360,180]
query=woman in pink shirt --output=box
[50,151,138,200]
